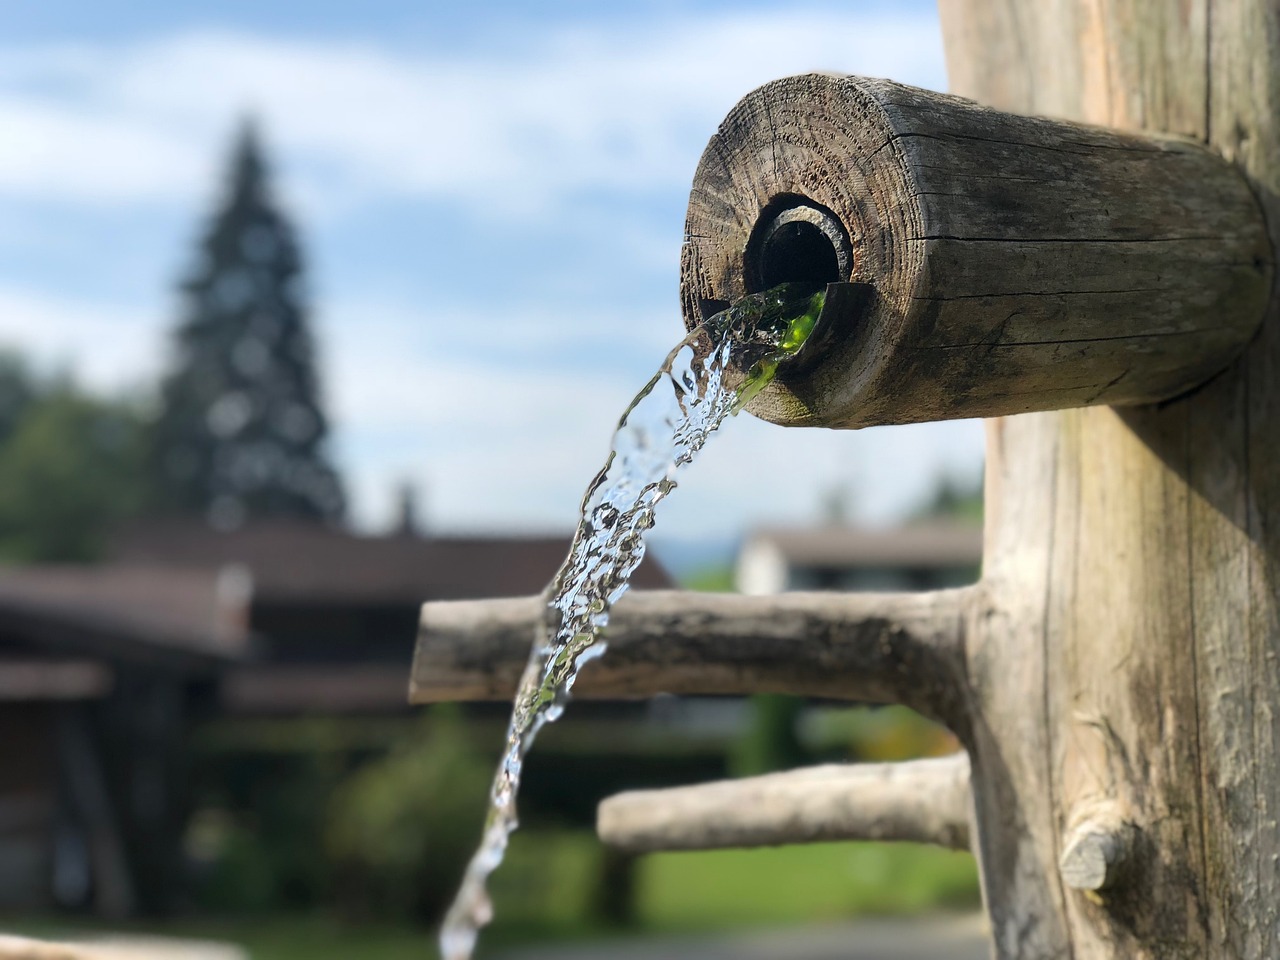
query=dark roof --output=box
[0,565,249,669]
[0,523,672,704]
[108,520,673,603]
[745,521,982,568]
[0,657,114,701]
[220,665,411,715]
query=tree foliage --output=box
[324,707,490,922]
[150,121,344,528]
[910,471,983,524]
[0,355,145,562]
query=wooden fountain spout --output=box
[680,74,1271,429]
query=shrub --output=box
[324,707,491,923]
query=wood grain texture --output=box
[1059,809,1135,892]
[411,589,972,726]
[679,74,1270,430]
[0,939,87,960]
[937,0,1209,138]
[939,0,1280,956]
[0,937,198,960]
[596,753,971,854]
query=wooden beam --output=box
[678,74,1271,430]
[0,935,239,959]
[411,588,973,724]
[0,938,94,960]
[597,753,971,854]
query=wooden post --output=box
[931,2,1280,956]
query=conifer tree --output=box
[151,121,345,527]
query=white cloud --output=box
[0,94,206,206]
[0,9,974,538]
[318,294,678,434]
[344,394,986,539]
[0,285,164,391]
[317,292,985,539]
[662,415,985,537]
[0,12,946,217]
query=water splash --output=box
[439,283,825,960]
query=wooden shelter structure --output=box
[0,566,244,919]
[0,522,671,925]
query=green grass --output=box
[678,564,736,592]
[2,833,980,959]
[637,842,980,931]
[496,830,981,934]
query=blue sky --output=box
[0,1,983,546]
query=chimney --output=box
[395,481,422,537]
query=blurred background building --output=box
[736,521,981,595]
[0,125,678,922]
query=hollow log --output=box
[411,589,971,725]
[597,753,971,854]
[680,74,1272,429]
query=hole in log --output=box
[697,297,730,322]
[761,221,840,288]
[746,197,852,293]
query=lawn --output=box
[4,832,980,959]
[637,842,979,931]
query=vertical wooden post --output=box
[939,2,1280,956]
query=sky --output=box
[0,1,984,555]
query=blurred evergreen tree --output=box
[0,352,36,441]
[150,120,344,528]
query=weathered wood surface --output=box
[0,939,88,960]
[1058,807,1135,893]
[597,753,971,854]
[411,589,972,724]
[935,1,1280,957]
[0,942,102,960]
[680,74,1271,429]
[0,937,235,960]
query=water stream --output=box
[439,283,825,960]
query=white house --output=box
[735,521,982,595]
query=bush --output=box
[324,707,492,923]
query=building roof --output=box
[0,522,673,705]
[108,520,673,604]
[0,565,248,671]
[219,664,412,715]
[744,521,983,569]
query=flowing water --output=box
[439,283,826,960]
